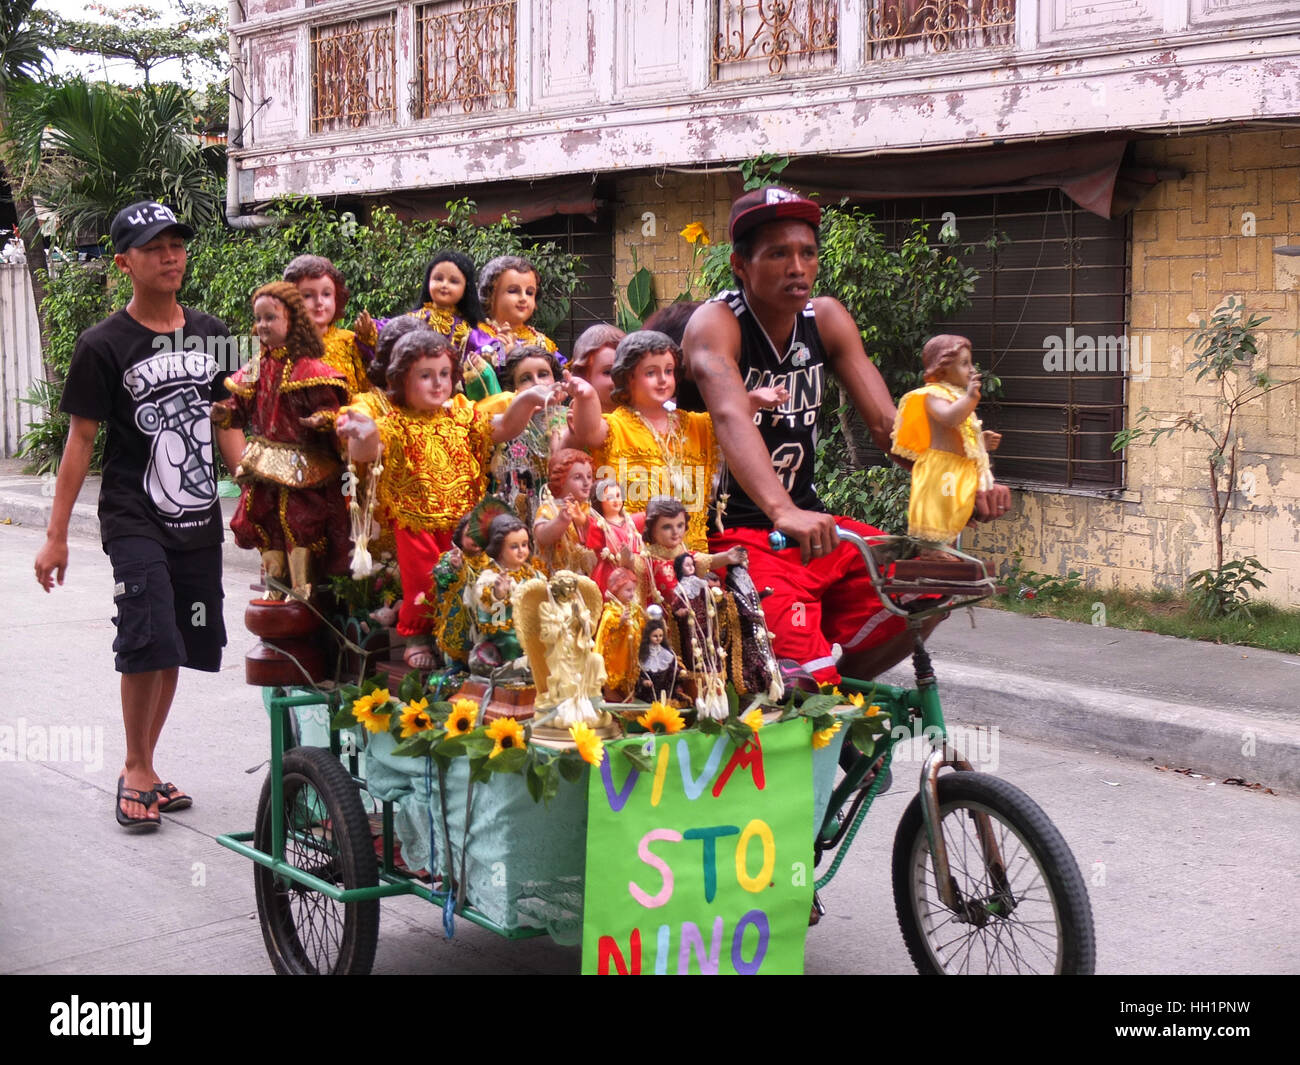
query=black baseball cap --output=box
[110,201,194,253]
[728,186,821,243]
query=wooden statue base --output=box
[243,598,327,686]
[453,677,536,723]
[530,710,622,748]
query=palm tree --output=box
[11,77,225,247]
[0,0,52,359]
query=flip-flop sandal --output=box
[155,782,192,812]
[116,776,161,832]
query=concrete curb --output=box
[883,658,1300,792]
[0,490,261,574]
[0,491,101,542]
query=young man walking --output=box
[684,186,1012,686]
[34,201,244,830]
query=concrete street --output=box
[2,518,1297,975]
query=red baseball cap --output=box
[728,186,821,243]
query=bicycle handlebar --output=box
[766,527,998,620]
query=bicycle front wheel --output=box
[892,772,1095,975]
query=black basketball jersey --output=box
[710,288,828,529]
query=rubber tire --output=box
[892,772,1095,975]
[253,746,380,975]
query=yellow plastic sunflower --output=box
[570,722,605,767]
[637,700,685,735]
[741,707,765,731]
[444,698,479,737]
[866,704,883,718]
[352,689,394,734]
[846,691,866,708]
[486,717,526,758]
[398,698,434,738]
[811,719,843,750]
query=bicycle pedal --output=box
[809,891,826,926]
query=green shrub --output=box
[17,260,122,473]
[19,197,583,472]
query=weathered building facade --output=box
[230,0,1300,604]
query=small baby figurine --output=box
[586,477,642,595]
[465,254,565,370]
[533,448,597,575]
[594,566,646,703]
[890,334,997,547]
[283,254,371,400]
[211,281,349,597]
[468,513,544,672]
[525,572,607,727]
[637,495,746,610]
[431,513,485,670]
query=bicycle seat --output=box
[891,558,987,582]
[832,530,1001,617]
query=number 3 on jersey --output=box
[770,442,805,492]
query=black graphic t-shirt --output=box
[61,308,233,550]
[711,288,828,529]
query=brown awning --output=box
[382,175,601,225]
[778,136,1163,219]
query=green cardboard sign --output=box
[581,718,814,974]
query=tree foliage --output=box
[9,76,225,243]
[34,1,225,84]
[0,0,54,362]
[1113,296,1293,616]
[20,197,585,472]
[0,0,45,83]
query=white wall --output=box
[0,265,44,459]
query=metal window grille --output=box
[867,0,1016,60]
[311,15,397,133]
[864,190,1130,490]
[712,0,839,79]
[414,0,517,118]
[520,203,616,354]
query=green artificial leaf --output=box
[488,747,529,774]
[398,670,423,704]
[525,765,543,803]
[557,753,585,782]
[391,735,434,758]
[330,705,358,730]
[725,683,740,717]
[459,732,495,758]
[541,761,561,805]
[799,694,844,717]
[849,719,879,757]
[697,716,722,734]
[725,719,755,748]
[436,736,468,759]
[620,744,655,774]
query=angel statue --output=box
[514,571,620,738]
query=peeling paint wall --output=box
[968,129,1300,607]
[231,1,1300,205]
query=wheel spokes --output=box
[914,800,1063,974]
